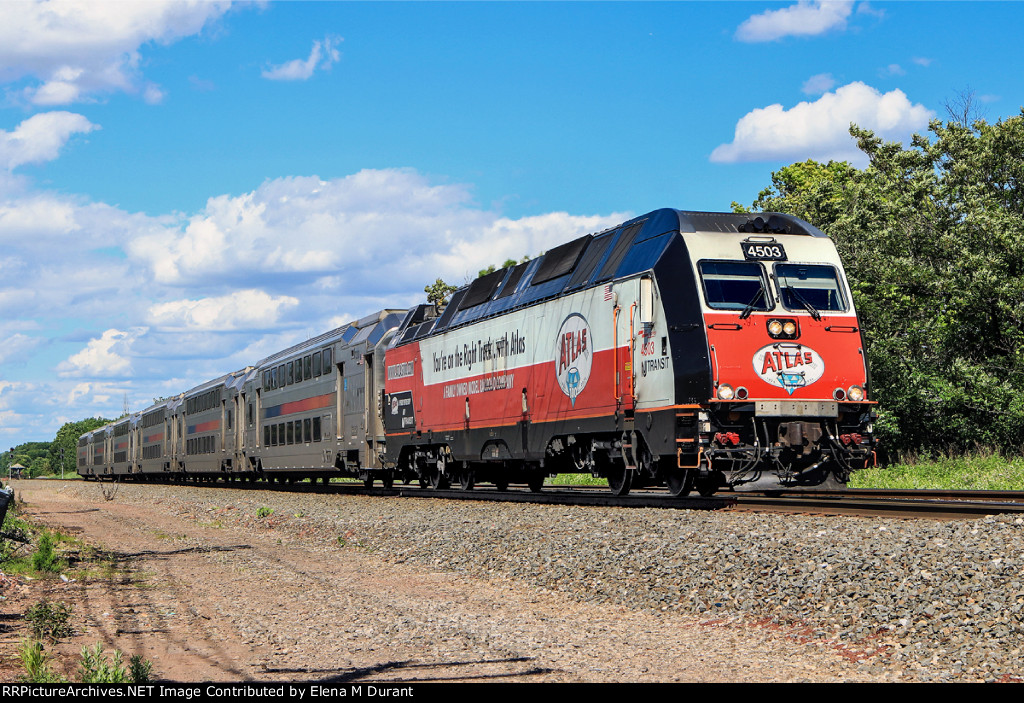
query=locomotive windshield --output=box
[775,264,847,313]
[698,261,772,311]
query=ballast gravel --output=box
[31,482,1024,681]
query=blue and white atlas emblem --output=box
[555,313,593,406]
[752,343,825,395]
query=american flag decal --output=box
[603,285,612,301]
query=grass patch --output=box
[548,473,605,486]
[851,451,1024,490]
[1,491,114,579]
[19,639,63,683]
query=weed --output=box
[256,506,274,518]
[32,532,66,573]
[129,654,153,683]
[24,600,73,643]
[77,643,130,683]
[19,639,64,683]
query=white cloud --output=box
[262,36,342,82]
[0,1,232,105]
[127,168,627,291]
[802,73,836,95]
[58,327,147,378]
[883,63,906,77]
[736,1,855,42]
[710,81,933,165]
[147,289,300,331]
[912,57,933,68]
[0,333,43,365]
[856,2,886,19]
[0,112,97,170]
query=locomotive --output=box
[78,208,876,496]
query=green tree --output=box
[478,257,525,279]
[739,110,1024,455]
[424,278,458,306]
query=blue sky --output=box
[1,0,1022,452]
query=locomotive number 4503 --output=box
[742,242,787,261]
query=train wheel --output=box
[494,478,509,491]
[381,471,394,489]
[458,469,475,491]
[666,470,694,498]
[363,476,374,489]
[606,463,633,497]
[429,458,450,490]
[696,474,719,497]
[527,471,545,493]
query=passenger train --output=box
[78,209,876,496]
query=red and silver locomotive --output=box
[384,208,875,495]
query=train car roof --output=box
[255,308,406,370]
[394,208,826,345]
[182,370,239,398]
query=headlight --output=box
[717,384,735,400]
[847,385,865,402]
[766,318,798,339]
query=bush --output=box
[24,600,73,643]
[77,643,131,683]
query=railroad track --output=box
[71,476,1024,519]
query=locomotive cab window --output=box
[775,263,847,313]
[698,261,773,311]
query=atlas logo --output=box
[554,313,593,406]
[752,343,825,395]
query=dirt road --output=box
[0,480,887,682]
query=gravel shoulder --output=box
[2,480,1020,683]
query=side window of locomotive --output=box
[322,348,333,373]
[698,261,772,311]
[313,351,322,377]
[775,264,847,313]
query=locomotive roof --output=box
[394,208,825,345]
